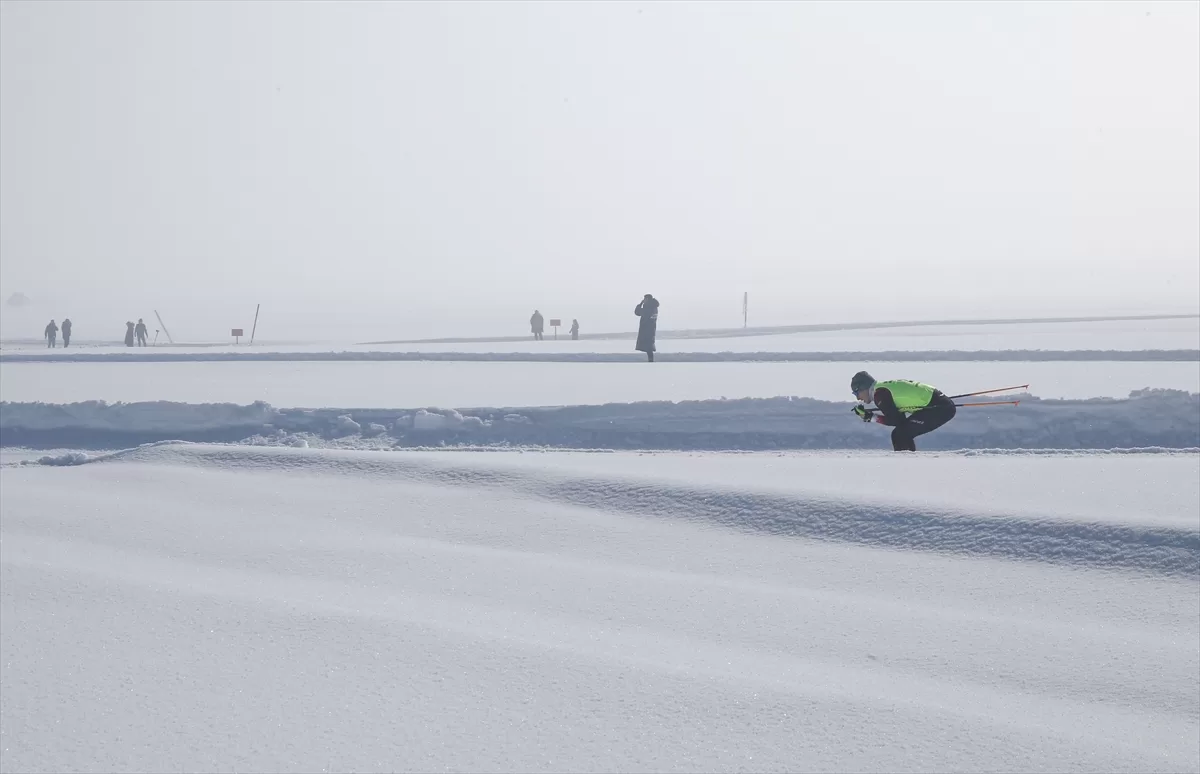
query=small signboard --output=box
[232,328,244,344]
[549,319,561,327]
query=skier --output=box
[851,370,956,452]
[634,294,659,362]
[61,318,72,348]
[135,318,149,346]
[530,310,544,341]
[44,319,58,348]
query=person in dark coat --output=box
[125,321,136,347]
[570,319,580,341]
[44,320,58,348]
[61,318,72,348]
[530,310,544,341]
[135,318,149,346]
[634,294,659,362]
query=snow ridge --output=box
[2,390,1198,451]
[72,443,1200,578]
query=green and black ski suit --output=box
[871,379,956,451]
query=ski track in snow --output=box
[3,389,1198,451]
[2,443,1197,773]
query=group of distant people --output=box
[42,318,72,348]
[42,318,151,348]
[527,311,580,342]
[124,319,150,347]
[528,294,660,362]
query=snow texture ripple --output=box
[2,444,1197,773]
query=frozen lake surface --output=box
[2,359,1196,407]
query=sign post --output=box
[231,328,244,345]
[549,318,562,340]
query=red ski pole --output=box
[954,400,1022,408]
[947,384,1029,400]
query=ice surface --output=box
[2,444,1196,773]
[3,315,1197,356]
[3,389,1198,451]
[1,360,1197,407]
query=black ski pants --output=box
[891,393,956,451]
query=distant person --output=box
[530,310,544,341]
[44,319,58,348]
[850,371,957,452]
[61,318,72,348]
[135,318,148,346]
[570,319,580,341]
[634,294,659,362]
[125,321,136,347]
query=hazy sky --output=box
[2,0,1198,341]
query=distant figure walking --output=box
[61,318,72,348]
[634,294,659,362]
[530,310,544,341]
[124,321,136,347]
[570,319,580,341]
[44,319,58,348]
[135,318,148,346]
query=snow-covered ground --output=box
[3,315,1198,772]
[4,315,1198,356]
[2,444,1197,773]
[2,360,1197,407]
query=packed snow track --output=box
[1,444,1196,773]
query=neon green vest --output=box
[874,379,936,413]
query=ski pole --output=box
[954,400,1021,408]
[947,384,1029,400]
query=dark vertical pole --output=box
[154,310,174,344]
[250,304,261,345]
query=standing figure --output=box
[61,318,72,348]
[125,321,136,347]
[135,318,149,346]
[634,294,659,362]
[44,319,58,348]
[570,319,580,341]
[530,310,544,341]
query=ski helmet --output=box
[850,370,875,395]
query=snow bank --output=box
[2,348,1196,363]
[3,444,1197,772]
[3,389,1198,451]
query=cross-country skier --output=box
[851,370,956,452]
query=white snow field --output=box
[2,360,1198,407]
[2,444,1197,773]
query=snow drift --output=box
[2,389,1198,451]
[2,444,1196,772]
